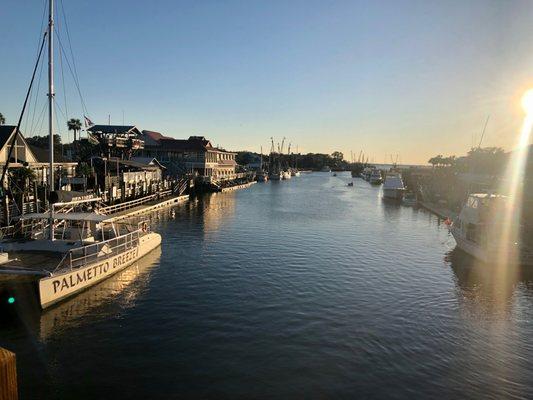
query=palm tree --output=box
[67,118,82,142]
[0,112,5,125]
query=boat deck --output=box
[0,252,61,280]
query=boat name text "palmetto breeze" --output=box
[52,248,139,294]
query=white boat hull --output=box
[383,188,404,200]
[38,232,162,309]
[451,227,533,266]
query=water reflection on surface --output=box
[38,247,161,341]
[1,172,533,399]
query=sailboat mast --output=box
[48,0,55,240]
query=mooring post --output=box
[0,347,17,400]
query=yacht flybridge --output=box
[0,0,162,308]
[451,194,533,265]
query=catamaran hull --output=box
[38,232,162,309]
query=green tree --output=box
[67,118,82,142]
[10,167,36,195]
[76,162,93,177]
[331,151,344,161]
[0,112,5,125]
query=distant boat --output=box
[321,166,331,172]
[369,169,383,185]
[383,172,405,200]
[269,171,282,181]
[282,170,292,180]
[361,167,373,181]
[256,171,268,182]
[290,168,300,177]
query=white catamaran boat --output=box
[383,172,405,200]
[451,194,533,265]
[0,0,162,309]
[0,213,161,308]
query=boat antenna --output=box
[48,0,55,240]
[477,115,490,148]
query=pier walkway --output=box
[102,194,189,222]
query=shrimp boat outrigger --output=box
[0,199,161,308]
[0,0,162,308]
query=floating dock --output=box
[219,181,256,192]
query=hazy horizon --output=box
[1,0,532,164]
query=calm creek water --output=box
[1,172,533,399]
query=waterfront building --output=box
[0,125,78,223]
[86,125,144,159]
[89,156,170,204]
[141,131,237,181]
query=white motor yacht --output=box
[451,194,533,265]
[383,172,405,200]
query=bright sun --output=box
[522,88,533,114]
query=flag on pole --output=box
[84,115,94,128]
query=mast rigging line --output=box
[54,27,89,118]
[0,32,48,195]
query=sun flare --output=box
[522,88,533,115]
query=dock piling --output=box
[0,347,17,400]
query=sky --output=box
[1,0,532,164]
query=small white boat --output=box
[361,167,372,181]
[321,166,332,172]
[290,169,300,177]
[383,172,405,200]
[451,194,533,265]
[369,169,383,185]
[282,170,292,180]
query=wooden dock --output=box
[0,347,17,400]
[219,181,256,192]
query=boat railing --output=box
[0,225,16,240]
[55,225,150,273]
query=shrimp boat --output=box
[451,194,533,265]
[0,210,161,309]
[0,1,162,309]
